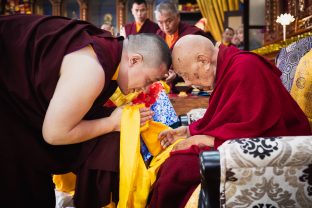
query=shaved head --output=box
[126,33,172,69]
[173,35,215,60]
[172,35,218,89]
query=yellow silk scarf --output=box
[118,104,183,208]
[54,67,174,206]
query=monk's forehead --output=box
[173,56,189,73]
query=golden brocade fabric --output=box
[119,104,183,208]
[290,49,312,130]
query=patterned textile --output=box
[219,136,312,208]
[290,49,312,130]
[151,90,179,126]
[276,36,312,91]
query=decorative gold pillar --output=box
[50,0,61,16]
[117,0,125,33]
[146,0,154,20]
[77,0,87,20]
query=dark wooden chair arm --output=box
[198,151,221,208]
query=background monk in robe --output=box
[0,15,171,208]
[149,35,311,208]
[121,0,159,37]
[154,1,214,93]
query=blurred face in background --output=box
[222,28,234,44]
[231,33,240,46]
[132,3,147,24]
[237,27,244,42]
[155,10,180,35]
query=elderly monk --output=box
[154,1,207,49]
[121,0,159,37]
[149,35,311,208]
[0,14,171,208]
[154,1,210,92]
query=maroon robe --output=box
[0,15,122,207]
[156,21,207,50]
[149,46,311,208]
[124,18,159,36]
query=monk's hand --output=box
[165,69,176,84]
[158,126,188,149]
[172,135,215,151]
[109,106,124,132]
[139,107,154,126]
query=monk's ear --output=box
[197,54,210,71]
[128,53,143,67]
[197,54,210,64]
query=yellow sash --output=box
[53,172,76,196]
[118,104,183,208]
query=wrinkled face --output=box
[118,56,167,94]
[222,28,234,43]
[172,55,214,90]
[131,3,147,24]
[155,11,180,35]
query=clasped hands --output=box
[158,126,215,151]
[110,106,154,131]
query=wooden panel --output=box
[264,0,312,45]
[169,95,209,116]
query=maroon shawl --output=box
[149,45,311,208]
[0,15,121,207]
[124,18,159,36]
[156,21,207,50]
[190,45,311,149]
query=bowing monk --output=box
[121,0,159,37]
[0,15,171,208]
[149,35,311,208]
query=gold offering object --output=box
[175,82,192,97]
